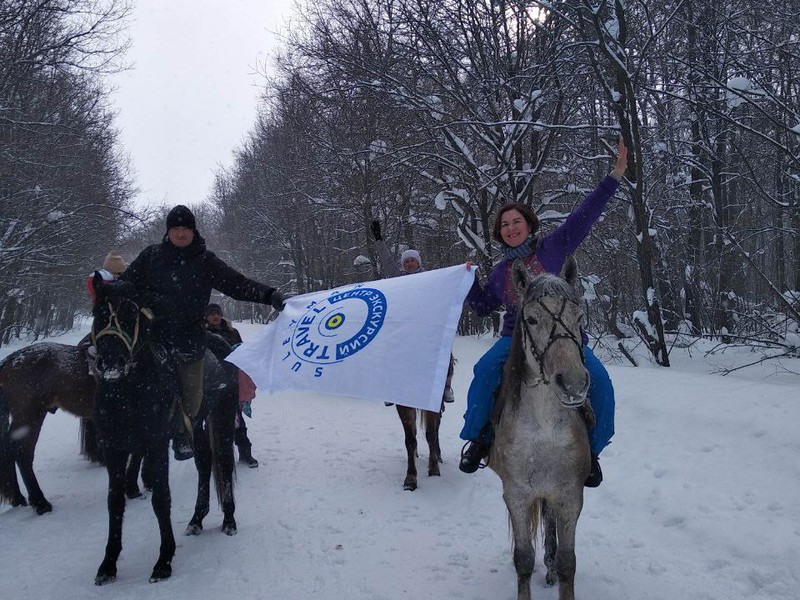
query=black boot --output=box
[172,432,193,461]
[584,453,603,487]
[459,440,490,474]
[237,444,259,468]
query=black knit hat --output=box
[166,205,196,230]
[204,303,223,317]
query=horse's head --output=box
[512,257,589,408]
[91,275,153,382]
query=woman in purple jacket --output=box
[458,140,627,486]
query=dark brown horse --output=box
[395,404,443,491]
[90,277,240,584]
[0,343,146,514]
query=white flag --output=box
[227,264,477,411]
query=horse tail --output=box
[508,498,542,552]
[208,416,228,508]
[79,417,104,464]
[0,386,17,504]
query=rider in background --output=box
[88,251,126,304]
[203,303,259,468]
[458,139,628,485]
[370,220,456,406]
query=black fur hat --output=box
[166,205,196,230]
[204,303,223,317]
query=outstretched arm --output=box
[371,220,400,278]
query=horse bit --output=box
[520,296,584,385]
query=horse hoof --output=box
[403,479,417,491]
[126,489,143,499]
[95,570,116,586]
[221,522,237,536]
[11,496,27,507]
[545,571,557,587]
[185,523,203,536]
[428,468,441,477]
[149,563,172,582]
[35,501,53,515]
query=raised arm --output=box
[537,138,626,271]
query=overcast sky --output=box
[109,0,296,210]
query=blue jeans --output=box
[459,338,615,456]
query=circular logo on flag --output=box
[290,287,387,365]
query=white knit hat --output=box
[400,249,422,267]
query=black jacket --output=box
[121,233,274,362]
[206,319,243,347]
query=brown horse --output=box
[394,356,453,491]
[489,259,593,600]
[0,342,148,514]
[0,342,98,514]
[395,404,442,491]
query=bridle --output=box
[91,298,154,359]
[520,295,584,385]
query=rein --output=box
[521,296,584,385]
[91,300,154,358]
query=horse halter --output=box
[520,296,584,385]
[91,299,154,357]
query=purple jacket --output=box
[466,175,619,337]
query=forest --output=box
[2,0,798,368]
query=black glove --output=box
[270,290,286,312]
[370,220,382,241]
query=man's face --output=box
[206,312,222,327]
[168,226,194,248]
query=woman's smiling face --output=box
[499,209,532,247]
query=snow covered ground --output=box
[1,323,798,600]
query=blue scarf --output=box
[500,235,538,261]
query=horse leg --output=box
[542,499,558,586]
[95,449,128,585]
[125,453,144,499]
[552,494,583,600]
[396,405,418,491]
[186,420,211,535]
[0,417,27,507]
[504,489,537,600]
[146,445,175,582]
[12,416,52,514]
[423,410,442,477]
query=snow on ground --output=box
[1,323,799,600]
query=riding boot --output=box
[237,443,259,468]
[172,432,193,461]
[172,410,194,461]
[459,440,490,474]
[443,386,455,403]
[584,453,603,487]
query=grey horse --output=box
[489,258,594,600]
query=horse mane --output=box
[492,271,580,421]
[92,280,140,315]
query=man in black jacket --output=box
[121,205,284,460]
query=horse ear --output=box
[511,260,531,297]
[561,256,578,287]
